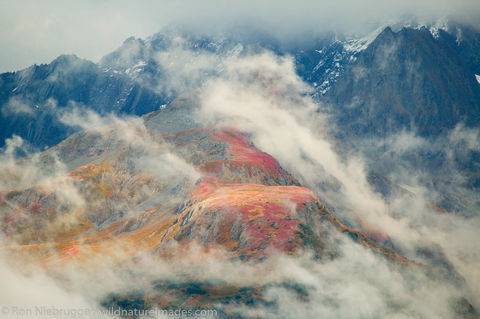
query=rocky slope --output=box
[1,23,479,317]
[325,25,480,138]
[2,24,479,150]
[0,99,425,316]
[1,100,412,263]
[0,54,165,148]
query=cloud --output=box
[197,51,410,242]
[0,256,110,319]
[1,97,34,116]
[1,36,480,317]
[255,244,459,319]
[59,106,200,181]
[0,135,79,202]
[0,234,470,319]
[149,37,233,98]
[1,0,480,72]
[194,49,480,312]
[0,109,205,316]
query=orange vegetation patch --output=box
[2,127,421,267]
[69,161,114,181]
[60,245,80,257]
[211,129,298,183]
[187,177,317,256]
[191,177,315,207]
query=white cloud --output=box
[1,97,34,116]
[1,30,480,315]
[194,50,480,311]
[1,0,480,72]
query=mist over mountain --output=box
[1,4,480,319]
[2,0,480,72]
[0,54,166,149]
[326,24,480,137]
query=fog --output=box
[1,0,480,72]
[194,49,479,315]
[1,12,480,317]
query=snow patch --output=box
[408,19,449,40]
[475,74,480,84]
[312,27,384,96]
[455,27,463,45]
[134,61,147,68]
[429,26,441,39]
[429,19,449,39]
[125,60,146,75]
[343,26,384,54]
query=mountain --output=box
[315,25,480,216]
[3,25,479,150]
[1,98,431,316]
[0,54,165,149]
[98,27,378,101]
[1,97,410,261]
[324,25,480,137]
[1,23,480,318]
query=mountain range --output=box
[1,22,480,318]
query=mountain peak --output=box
[50,54,81,65]
[375,26,396,42]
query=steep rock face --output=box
[0,54,165,148]
[325,26,480,137]
[1,26,479,317]
[4,96,473,316]
[2,25,479,151]
[318,26,480,217]
[99,28,371,102]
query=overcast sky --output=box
[0,0,479,73]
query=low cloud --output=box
[195,49,480,312]
[2,0,480,72]
[1,97,35,116]
[1,39,479,317]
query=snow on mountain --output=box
[1,21,480,318]
[309,28,384,96]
